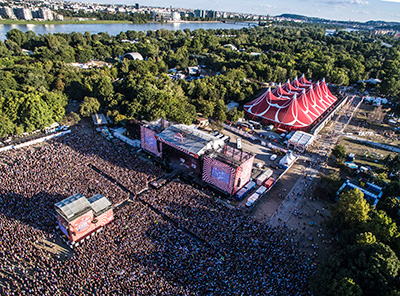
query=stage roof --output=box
[211,145,254,167]
[88,194,112,214]
[55,193,91,221]
[156,124,225,157]
[244,75,337,129]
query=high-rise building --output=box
[0,7,16,19]
[206,10,217,19]
[13,7,32,20]
[171,11,181,21]
[39,8,54,21]
[194,9,205,18]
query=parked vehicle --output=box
[248,120,261,129]
[255,186,267,195]
[264,178,276,189]
[256,169,273,186]
[235,180,255,201]
[235,188,249,201]
[246,193,260,207]
[237,138,242,149]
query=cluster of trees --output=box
[332,143,347,160]
[0,24,399,136]
[312,188,400,296]
[0,51,67,136]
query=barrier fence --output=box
[0,130,71,153]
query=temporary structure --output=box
[244,75,337,131]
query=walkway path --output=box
[268,156,320,227]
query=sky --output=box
[82,0,400,23]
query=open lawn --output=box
[339,138,392,170]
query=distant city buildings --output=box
[0,2,63,21]
[0,0,270,22]
[0,0,398,33]
[13,7,32,20]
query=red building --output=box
[202,145,254,195]
[55,194,114,244]
[244,75,338,131]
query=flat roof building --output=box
[336,180,383,207]
[55,194,114,244]
[287,131,315,152]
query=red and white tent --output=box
[244,75,337,131]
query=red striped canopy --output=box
[244,75,337,130]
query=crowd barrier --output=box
[0,130,71,153]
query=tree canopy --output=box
[1,25,399,136]
[313,188,400,296]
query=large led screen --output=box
[145,134,157,147]
[211,166,230,184]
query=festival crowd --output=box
[0,126,316,295]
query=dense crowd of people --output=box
[0,125,316,295]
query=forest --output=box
[0,24,399,137]
[311,185,400,296]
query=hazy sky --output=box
[80,0,400,22]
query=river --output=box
[0,21,256,40]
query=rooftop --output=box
[288,131,315,146]
[55,193,91,221]
[55,193,112,221]
[156,124,224,156]
[210,145,253,168]
[88,194,112,215]
[142,118,173,133]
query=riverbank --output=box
[0,19,255,26]
[0,21,253,41]
[0,19,132,25]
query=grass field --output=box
[340,138,392,170]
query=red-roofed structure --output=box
[244,75,338,131]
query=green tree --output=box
[0,112,15,137]
[332,144,346,160]
[384,154,400,177]
[6,29,26,46]
[213,99,227,122]
[21,93,53,132]
[329,277,362,296]
[227,107,244,122]
[384,181,400,198]
[79,96,100,117]
[375,172,390,186]
[364,210,399,245]
[332,188,370,228]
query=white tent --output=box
[279,152,297,169]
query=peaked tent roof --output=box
[244,76,337,129]
[299,74,312,85]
